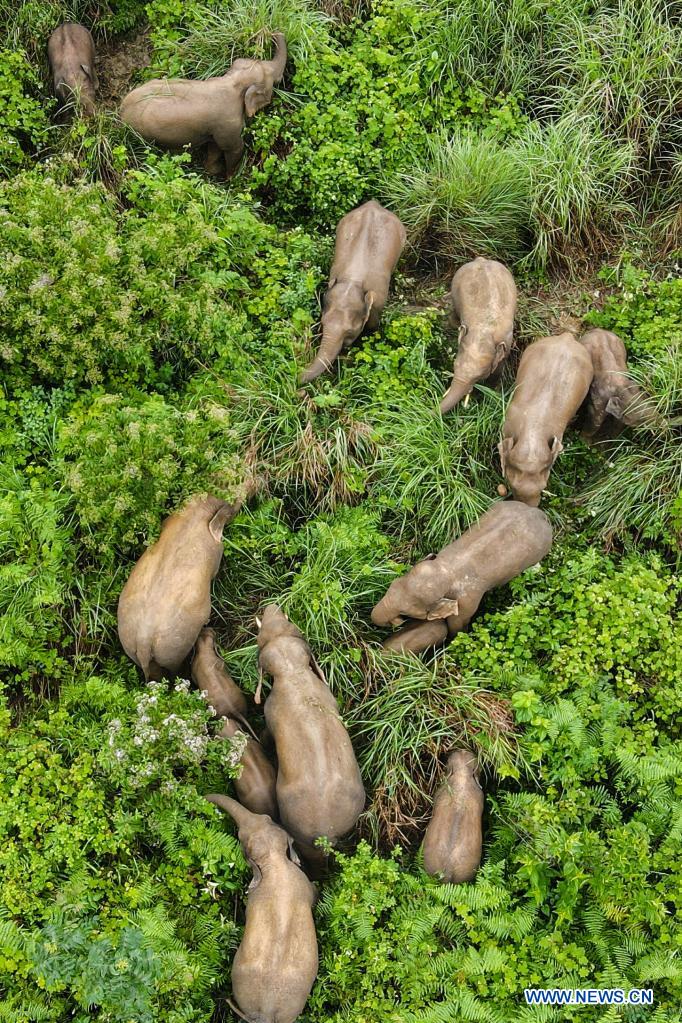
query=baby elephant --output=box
[372,501,552,653]
[499,332,593,506]
[207,795,318,1023]
[47,23,97,118]
[300,200,406,383]
[118,495,241,680]
[192,628,250,726]
[579,328,654,436]
[257,606,365,859]
[440,257,517,414]
[217,719,278,819]
[120,33,286,177]
[423,750,484,884]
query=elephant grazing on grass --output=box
[579,328,655,436]
[499,332,593,506]
[47,23,97,118]
[120,33,287,177]
[207,795,318,1023]
[440,257,517,414]
[300,200,406,383]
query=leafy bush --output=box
[0,671,246,1022]
[0,48,51,170]
[57,392,246,555]
[0,158,323,391]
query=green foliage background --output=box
[0,0,680,1020]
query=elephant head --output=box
[206,793,297,882]
[498,434,562,507]
[300,282,375,383]
[229,32,287,118]
[440,328,509,413]
[257,604,312,677]
[371,557,460,627]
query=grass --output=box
[348,653,524,845]
[578,345,682,552]
[175,0,333,78]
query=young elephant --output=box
[422,750,484,884]
[440,257,517,414]
[217,720,279,819]
[257,606,365,857]
[579,328,654,436]
[207,795,318,1023]
[118,496,241,680]
[300,200,406,383]
[371,501,552,653]
[499,333,593,506]
[120,33,286,177]
[192,628,250,726]
[47,23,97,118]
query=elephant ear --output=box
[246,858,263,891]
[208,504,231,543]
[491,339,509,372]
[457,322,468,344]
[498,436,514,475]
[287,836,302,866]
[244,84,271,118]
[426,597,459,620]
[362,290,376,328]
[605,395,624,420]
[81,62,97,86]
[549,436,564,464]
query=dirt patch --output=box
[96,29,152,108]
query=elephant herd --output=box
[47,21,657,1023]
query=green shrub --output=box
[0,465,74,682]
[0,49,51,171]
[0,670,246,1022]
[57,391,246,555]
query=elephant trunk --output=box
[267,32,287,81]
[300,334,344,384]
[371,595,400,627]
[206,792,258,829]
[440,376,474,414]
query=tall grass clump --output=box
[175,0,332,78]
[349,652,522,844]
[384,132,531,262]
[578,345,682,553]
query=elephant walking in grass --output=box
[257,605,365,864]
[423,750,484,884]
[440,257,517,414]
[120,33,287,177]
[47,23,97,118]
[207,795,318,1023]
[499,332,593,506]
[300,200,406,383]
[579,328,655,436]
[117,495,242,680]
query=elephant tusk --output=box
[255,616,262,629]
[463,393,470,408]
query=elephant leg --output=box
[221,137,245,178]
[204,140,225,177]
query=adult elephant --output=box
[120,33,286,177]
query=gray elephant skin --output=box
[207,794,318,1023]
[440,257,517,413]
[423,750,484,884]
[192,627,250,725]
[499,332,593,506]
[217,719,279,820]
[47,23,97,117]
[120,33,287,177]
[300,200,406,382]
[579,328,653,436]
[118,496,241,680]
[372,501,553,653]
[257,605,365,857]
